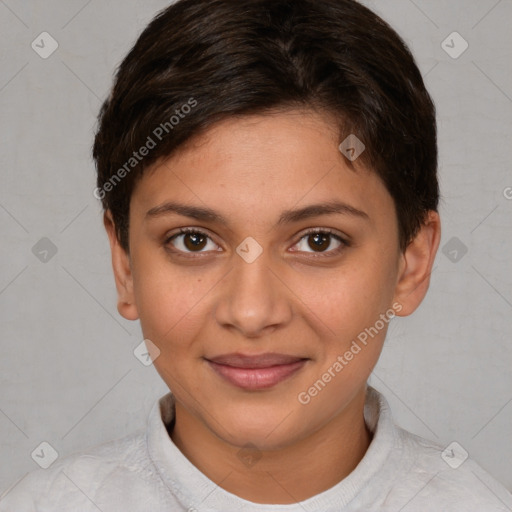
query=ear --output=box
[393,211,441,316]
[103,211,139,321]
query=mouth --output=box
[204,353,309,391]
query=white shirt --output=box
[1,386,511,511]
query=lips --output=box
[207,352,306,368]
[205,352,308,390]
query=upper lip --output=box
[206,353,308,369]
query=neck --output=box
[170,387,372,504]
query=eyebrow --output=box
[145,200,369,226]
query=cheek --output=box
[293,261,396,418]
[296,256,397,341]
[131,251,216,348]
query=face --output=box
[107,109,439,450]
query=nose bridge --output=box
[215,236,292,336]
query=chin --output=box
[210,403,306,450]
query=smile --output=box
[205,353,309,391]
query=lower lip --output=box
[207,360,307,390]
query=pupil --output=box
[185,233,206,251]
[310,233,329,252]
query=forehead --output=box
[131,110,395,229]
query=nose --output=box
[214,243,293,339]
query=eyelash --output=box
[164,227,349,259]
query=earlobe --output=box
[393,211,441,316]
[103,211,139,321]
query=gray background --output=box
[1,0,511,496]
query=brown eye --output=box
[183,232,207,251]
[307,232,331,252]
[166,229,219,253]
[292,229,347,256]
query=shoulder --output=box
[0,428,159,511]
[389,426,512,511]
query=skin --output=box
[104,109,441,504]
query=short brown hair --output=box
[93,0,439,252]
